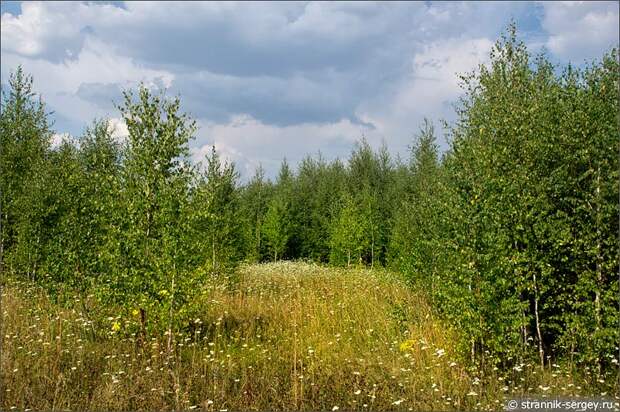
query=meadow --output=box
[1,25,619,411]
[2,262,614,411]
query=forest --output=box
[1,27,619,411]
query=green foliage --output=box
[239,165,271,262]
[2,25,617,381]
[329,192,370,266]
[389,25,619,375]
[190,145,244,272]
[262,159,294,261]
[0,66,52,277]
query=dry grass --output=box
[1,261,616,411]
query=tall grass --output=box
[1,262,615,411]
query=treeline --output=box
[1,27,618,375]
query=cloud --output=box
[192,115,374,179]
[106,117,128,143]
[356,36,494,152]
[2,1,617,178]
[1,35,174,130]
[541,1,619,62]
[0,1,125,62]
[50,132,72,149]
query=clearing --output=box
[2,262,587,411]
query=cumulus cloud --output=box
[541,1,619,62]
[192,115,374,178]
[1,35,174,132]
[50,132,73,149]
[106,117,129,144]
[2,1,617,178]
[357,37,494,152]
[0,1,125,61]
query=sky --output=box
[1,1,618,179]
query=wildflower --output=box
[111,321,121,332]
[399,339,415,352]
[132,309,140,316]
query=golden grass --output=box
[1,262,616,411]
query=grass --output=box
[2,261,617,411]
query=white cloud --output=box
[2,1,617,178]
[356,37,494,152]
[192,115,374,179]
[106,117,129,144]
[0,1,126,61]
[1,35,173,129]
[541,1,619,62]
[50,132,72,149]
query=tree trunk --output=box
[370,219,375,270]
[0,212,4,275]
[533,271,544,368]
[370,238,374,270]
[167,266,176,353]
[594,166,602,375]
[212,232,216,270]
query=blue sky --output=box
[1,1,618,178]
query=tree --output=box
[0,66,52,276]
[190,145,243,272]
[263,195,290,262]
[329,192,370,267]
[240,165,271,262]
[112,85,197,336]
[262,159,294,261]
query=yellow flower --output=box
[111,321,121,332]
[132,309,140,317]
[399,339,415,352]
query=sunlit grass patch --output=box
[2,262,615,411]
